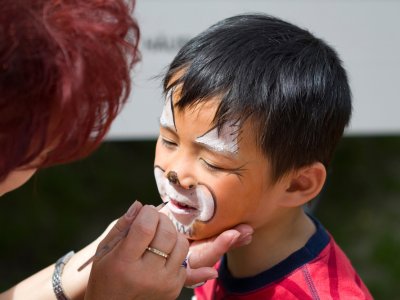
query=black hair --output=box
[163,13,351,181]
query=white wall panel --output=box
[108,0,400,139]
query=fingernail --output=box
[125,201,141,218]
[181,257,188,268]
[240,232,251,239]
[156,201,169,210]
[228,232,241,248]
[236,233,252,246]
[186,281,207,288]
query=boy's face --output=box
[154,89,284,240]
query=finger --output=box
[176,262,188,292]
[229,224,254,249]
[96,201,143,252]
[158,204,169,216]
[166,234,189,292]
[156,202,168,210]
[189,229,240,269]
[165,233,189,271]
[142,213,178,265]
[185,267,218,287]
[189,224,254,269]
[119,205,160,260]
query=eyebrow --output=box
[195,126,239,158]
[195,141,238,159]
[159,89,177,131]
[159,120,177,133]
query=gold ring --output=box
[146,246,169,259]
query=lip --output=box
[160,184,215,224]
[154,166,215,227]
[168,198,199,214]
[164,196,201,226]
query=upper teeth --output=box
[175,200,194,209]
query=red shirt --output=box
[195,217,373,300]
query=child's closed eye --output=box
[200,158,246,177]
[160,137,177,149]
[200,158,225,172]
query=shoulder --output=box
[301,235,374,299]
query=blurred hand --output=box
[184,224,254,287]
[85,201,189,300]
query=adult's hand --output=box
[85,202,189,300]
[184,224,254,287]
[156,206,253,287]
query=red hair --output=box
[0,0,140,181]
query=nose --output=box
[166,171,180,185]
[166,170,196,189]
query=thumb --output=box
[189,224,253,269]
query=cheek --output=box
[154,139,166,166]
[0,168,37,197]
[190,176,251,240]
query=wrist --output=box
[52,251,75,300]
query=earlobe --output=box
[283,162,327,207]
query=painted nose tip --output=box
[166,170,195,189]
[167,170,179,185]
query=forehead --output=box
[163,89,262,156]
[169,87,222,132]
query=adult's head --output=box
[0,0,140,193]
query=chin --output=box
[182,221,225,241]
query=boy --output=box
[154,14,373,299]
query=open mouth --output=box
[154,166,215,228]
[164,198,201,226]
[169,199,198,214]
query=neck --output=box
[227,208,316,278]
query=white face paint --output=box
[195,121,240,155]
[154,166,215,238]
[159,89,176,130]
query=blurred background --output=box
[1,0,399,299]
[1,138,400,299]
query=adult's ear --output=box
[281,162,326,207]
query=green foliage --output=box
[315,136,400,298]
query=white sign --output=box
[108,0,400,139]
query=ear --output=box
[281,162,327,207]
